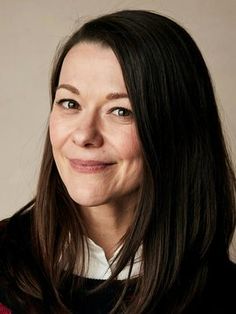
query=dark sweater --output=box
[0,212,235,313]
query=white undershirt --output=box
[81,238,143,280]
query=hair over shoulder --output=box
[0,10,235,314]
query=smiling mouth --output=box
[69,159,116,173]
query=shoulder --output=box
[0,216,11,259]
[0,210,31,308]
[0,210,31,251]
[0,210,32,267]
[0,218,10,240]
[199,259,236,312]
[180,258,236,313]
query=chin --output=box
[63,175,115,206]
[68,190,109,207]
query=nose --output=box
[71,113,103,148]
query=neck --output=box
[80,196,136,259]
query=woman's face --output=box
[49,42,143,208]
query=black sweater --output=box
[0,212,235,313]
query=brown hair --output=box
[2,10,236,313]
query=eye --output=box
[111,107,133,117]
[55,99,80,110]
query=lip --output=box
[68,159,116,173]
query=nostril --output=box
[72,130,103,148]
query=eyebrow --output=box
[57,84,80,95]
[56,84,128,100]
[106,92,128,100]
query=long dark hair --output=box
[2,10,236,313]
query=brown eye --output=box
[112,107,132,117]
[56,99,80,110]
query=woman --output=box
[0,10,235,314]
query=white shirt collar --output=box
[81,238,142,280]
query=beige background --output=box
[0,0,235,260]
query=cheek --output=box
[118,128,141,160]
[49,112,68,149]
[119,129,143,187]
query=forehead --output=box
[61,42,120,75]
[58,42,127,95]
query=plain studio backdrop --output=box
[0,0,235,260]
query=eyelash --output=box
[110,107,133,117]
[55,99,80,110]
[55,99,133,118]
